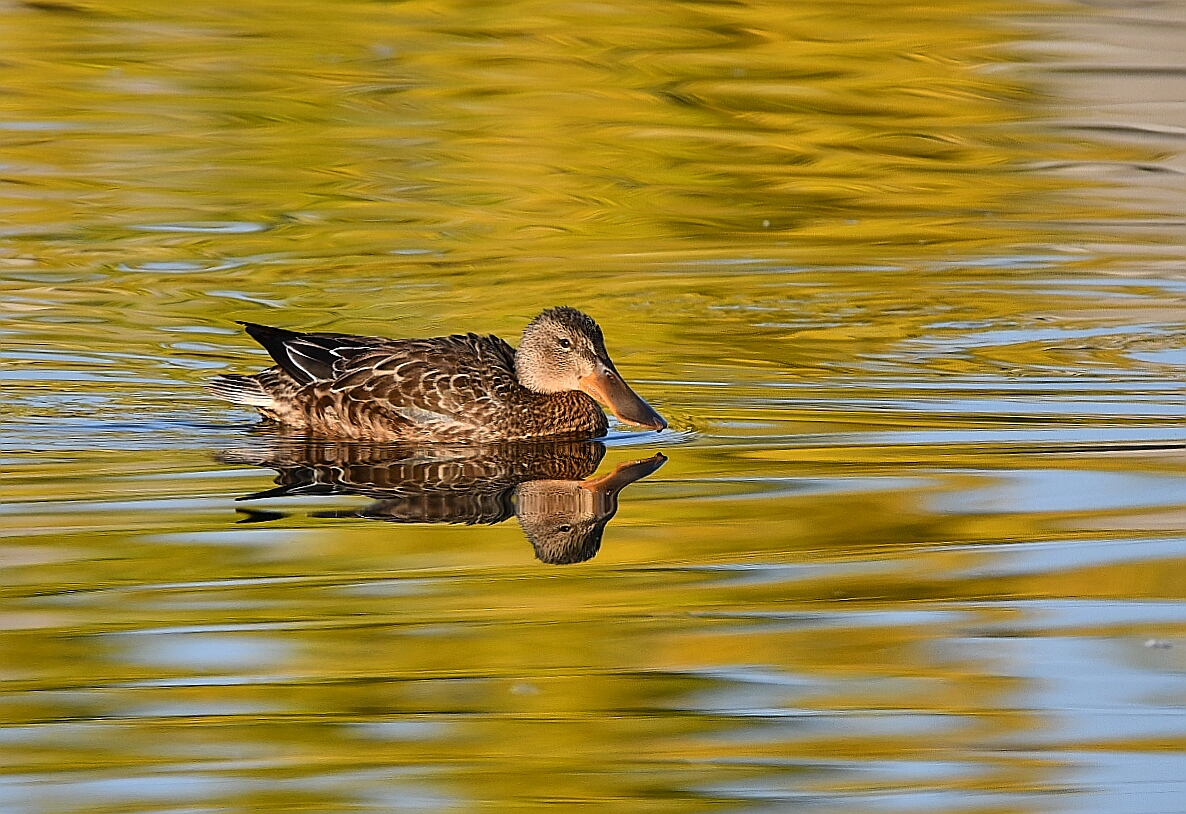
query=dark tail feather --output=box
[239,322,303,376]
[239,321,340,384]
[241,321,301,349]
[209,374,274,407]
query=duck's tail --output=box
[208,374,274,408]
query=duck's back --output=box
[339,332,522,432]
[212,326,605,442]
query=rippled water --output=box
[2,0,1186,811]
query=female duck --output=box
[209,306,666,443]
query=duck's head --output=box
[515,307,667,431]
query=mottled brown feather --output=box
[211,326,610,442]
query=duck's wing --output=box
[239,325,520,434]
[321,333,520,433]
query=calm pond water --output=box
[2,0,1186,811]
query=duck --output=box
[209,306,667,442]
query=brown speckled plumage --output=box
[209,307,666,442]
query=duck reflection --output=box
[220,439,665,564]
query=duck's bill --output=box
[579,362,667,431]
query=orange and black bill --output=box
[579,360,667,431]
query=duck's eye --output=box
[558,524,573,533]
[558,337,572,350]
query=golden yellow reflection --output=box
[1,0,1184,811]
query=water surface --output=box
[2,0,1186,812]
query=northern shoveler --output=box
[209,306,667,442]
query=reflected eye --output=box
[558,337,571,350]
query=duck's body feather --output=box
[212,323,608,442]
